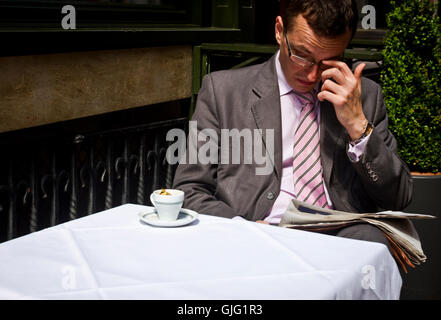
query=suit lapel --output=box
[319,97,345,195]
[250,55,282,179]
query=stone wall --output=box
[0,45,192,133]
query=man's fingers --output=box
[354,63,366,80]
[317,90,343,105]
[321,79,345,96]
[322,60,352,78]
[321,67,345,85]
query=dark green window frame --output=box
[0,0,204,29]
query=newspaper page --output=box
[279,199,436,271]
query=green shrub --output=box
[380,0,441,173]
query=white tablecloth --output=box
[0,204,402,299]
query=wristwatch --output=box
[349,121,373,146]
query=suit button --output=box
[366,162,371,170]
[266,192,275,200]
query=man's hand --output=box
[317,61,367,140]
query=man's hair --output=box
[282,0,359,39]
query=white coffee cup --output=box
[150,189,184,221]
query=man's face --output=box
[275,15,352,93]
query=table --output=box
[0,204,402,299]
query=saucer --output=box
[139,208,199,227]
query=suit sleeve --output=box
[349,83,413,210]
[172,74,238,218]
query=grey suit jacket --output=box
[173,54,413,221]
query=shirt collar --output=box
[275,50,292,96]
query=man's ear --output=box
[275,16,284,46]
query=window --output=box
[0,0,203,29]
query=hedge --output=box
[380,0,441,173]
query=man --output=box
[173,0,413,247]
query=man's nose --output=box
[305,64,320,82]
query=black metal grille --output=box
[0,118,187,243]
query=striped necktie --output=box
[292,90,330,208]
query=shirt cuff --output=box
[347,130,372,162]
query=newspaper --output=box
[279,199,436,272]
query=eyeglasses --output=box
[284,33,343,71]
